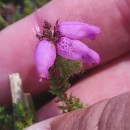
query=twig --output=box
[9,73,35,130]
[9,73,24,104]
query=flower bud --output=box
[34,40,56,80]
[56,37,100,65]
[58,21,100,40]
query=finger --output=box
[24,114,64,130]
[25,100,109,130]
[0,0,130,105]
[53,92,130,130]
[37,53,130,120]
[25,92,130,130]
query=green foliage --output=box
[33,0,49,7]
[55,56,83,78]
[0,16,9,30]
[13,101,34,130]
[58,95,85,112]
[0,106,13,130]
[0,94,35,130]
[49,56,85,112]
[49,56,83,95]
[0,0,49,30]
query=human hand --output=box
[0,0,130,129]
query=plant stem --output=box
[9,73,35,130]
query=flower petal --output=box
[56,37,100,65]
[58,21,100,40]
[34,40,56,79]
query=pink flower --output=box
[56,37,100,65]
[34,21,100,81]
[34,40,56,80]
[58,21,100,40]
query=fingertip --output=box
[24,115,63,130]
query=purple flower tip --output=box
[58,21,100,40]
[34,40,56,79]
[56,37,100,65]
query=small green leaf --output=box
[0,106,13,129]
[48,55,85,112]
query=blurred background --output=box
[0,0,49,30]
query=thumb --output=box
[24,92,130,130]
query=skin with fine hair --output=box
[0,0,130,129]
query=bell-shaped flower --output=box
[58,21,100,40]
[34,40,56,81]
[56,37,100,65]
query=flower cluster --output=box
[34,21,100,81]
